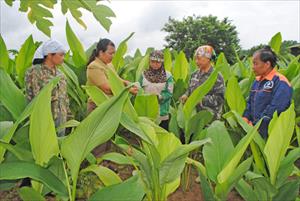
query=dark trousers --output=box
[159,119,169,131]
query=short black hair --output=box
[255,46,277,68]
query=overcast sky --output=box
[0,0,299,55]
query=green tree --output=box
[162,15,240,64]
[239,40,299,59]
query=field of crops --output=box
[0,1,299,201]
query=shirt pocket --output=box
[256,90,272,107]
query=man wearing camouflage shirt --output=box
[25,40,71,136]
[180,45,225,119]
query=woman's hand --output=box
[123,80,130,86]
[129,85,139,95]
[179,95,188,103]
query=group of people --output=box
[25,38,293,138]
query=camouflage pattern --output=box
[25,64,70,135]
[185,67,225,119]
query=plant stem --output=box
[61,155,72,201]
[72,175,78,201]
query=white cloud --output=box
[1,0,299,56]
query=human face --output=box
[48,52,65,65]
[195,55,210,70]
[252,53,272,76]
[150,60,162,70]
[99,45,115,64]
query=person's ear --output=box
[265,61,271,68]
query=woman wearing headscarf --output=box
[86,38,139,113]
[180,45,225,119]
[139,50,174,130]
[25,39,71,136]
[243,46,293,138]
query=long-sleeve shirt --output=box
[243,68,293,138]
[25,64,70,136]
[185,67,225,119]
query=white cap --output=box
[33,39,66,60]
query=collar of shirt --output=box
[256,68,276,81]
[198,66,214,76]
[41,64,57,75]
[95,57,109,68]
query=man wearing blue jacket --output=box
[243,46,293,138]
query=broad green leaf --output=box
[215,157,253,199]
[88,175,145,201]
[83,85,109,107]
[247,174,277,201]
[217,121,261,183]
[97,152,133,165]
[4,0,14,6]
[164,48,172,72]
[139,121,158,146]
[107,68,138,121]
[156,132,181,162]
[284,55,300,81]
[159,138,210,184]
[215,53,230,81]
[269,32,282,54]
[61,0,88,29]
[135,54,150,82]
[19,187,45,201]
[81,164,122,186]
[61,0,116,31]
[250,141,268,177]
[19,1,55,36]
[83,84,153,144]
[225,76,246,115]
[172,51,188,81]
[0,180,17,191]
[15,35,36,86]
[264,104,295,184]
[236,179,258,201]
[165,177,180,197]
[168,107,180,138]
[0,141,33,162]
[0,121,13,139]
[0,83,43,162]
[112,32,134,71]
[183,69,219,121]
[66,20,87,67]
[120,113,153,144]
[198,167,215,201]
[29,77,60,166]
[61,87,129,194]
[84,0,116,32]
[56,119,80,132]
[0,35,10,72]
[134,49,142,58]
[273,178,300,201]
[59,64,87,106]
[0,73,58,163]
[0,162,67,196]
[276,147,300,187]
[173,79,186,101]
[186,110,213,143]
[0,68,27,120]
[203,121,234,182]
[229,111,266,151]
[134,94,159,119]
